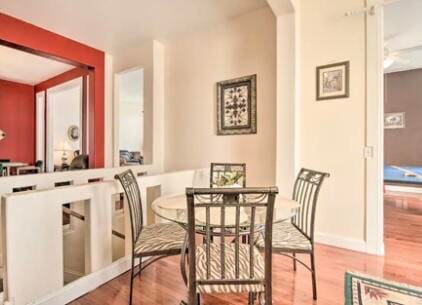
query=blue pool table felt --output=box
[384,166,422,185]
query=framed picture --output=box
[217,74,257,135]
[67,125,80,141]
[384,112,405,129]
[316,61,349,100]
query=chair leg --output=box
[293,252,297,271]
[196,293,201,305]
[129,257,135,305]
[310,252,317,300]
[188,284,197,305]
[248,292,254,305]
[138,258,142,278]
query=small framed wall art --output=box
[384,112,405,129]
[316,61,350,101]
[216,74,257,135]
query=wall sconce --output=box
[0,129,5,141]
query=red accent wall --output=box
[0,12,105,168]
[0,79,35,164]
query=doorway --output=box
[382,0,422,246]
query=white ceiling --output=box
[0,45,74,85]
[0,0,268,55]
[384,0,422,73]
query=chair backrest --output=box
[291,168,330,242]
[186,187,277,296]
[210,163,246,188]
[69,154,89,170]
[114,170,143,246]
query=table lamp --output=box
[55,141,74,166]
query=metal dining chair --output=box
[209,163,247,242]
[115,170,187,305]
[255,168,329,300]
[183,186,278,305]
[210,163,246,187]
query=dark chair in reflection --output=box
[69,154,89,170]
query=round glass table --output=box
[151,193,300,226]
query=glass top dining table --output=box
[151,193,300,227]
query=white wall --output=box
[118,68,144,153]
[163,7,277,186]
[49,78,82,166]
[296,0,367,247]
[119,102,144,152]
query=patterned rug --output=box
[345,272,422,305]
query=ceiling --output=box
[0,45,74,85]
[384,0,422,73]
[0,0,268,55]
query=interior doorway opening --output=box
[382,0,422,247]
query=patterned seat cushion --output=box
[196,243,265,294]
[134,222,186,255]
[255,222,312,251]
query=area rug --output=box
[345,272,422,305]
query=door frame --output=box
[365,0,385,255]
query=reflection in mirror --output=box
[0,43,92,176]
[117,68,145,166]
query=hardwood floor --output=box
[70,194,422,305]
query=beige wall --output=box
[164,7,277,186]
[297,0,366,243]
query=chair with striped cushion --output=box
[255,168,329,300]
[183,187,278,305]
[115,170,187,305]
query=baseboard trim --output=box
[32,256,132,305]
[315,232,367,253]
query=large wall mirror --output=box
[0,43,94,176]
[115,66,152,166]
